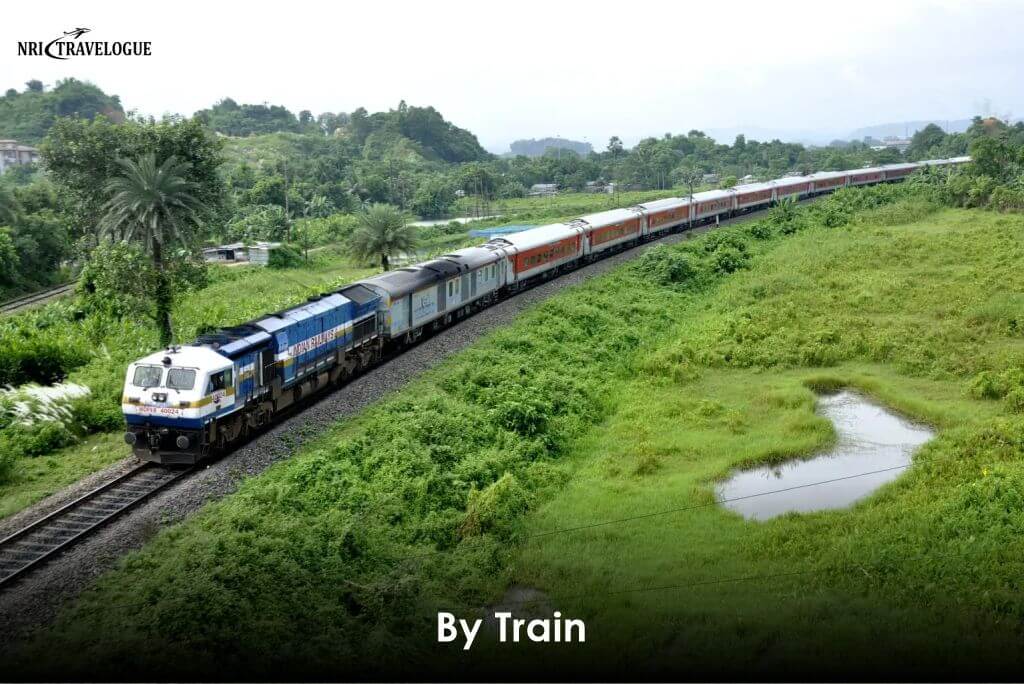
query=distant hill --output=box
[847,119,974,141]
[199,99,490,164]
[508,137,593,158]
[195,98,305,137]
[0,78,124,144]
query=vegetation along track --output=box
[0,464,192,588]
[0,283,76,316]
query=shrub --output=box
[0,421,77,459]
[634,245,700,286]
[267,244,305,269]
[0,449,14,485]
[459,473,531,539]
[711,245,749,274]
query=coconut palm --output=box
[347,203,416,272]
[0,186,20,226]
[100,154,205,346]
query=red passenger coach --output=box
[882,163,917,180]
[637,197,692,236]
[849,168,884,186]
[691,189,736,221]
[733,183,775,211]
[514,235,580,273]
[575,208,644,255]
[772,178,812,199]
[486,223,585,286]
[809,172,848,193]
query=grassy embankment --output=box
[12,184,1024,678]
[0,248,374,518]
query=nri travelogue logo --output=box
[17,28,152,60]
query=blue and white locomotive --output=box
[123,284,380,463]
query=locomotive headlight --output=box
[175,435,190,450]
[124,432,137,445]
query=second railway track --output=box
[0,463,192,588]
[0,282,76,315]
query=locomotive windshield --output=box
[166,368,197,390]
[132,365,163,388]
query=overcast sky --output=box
[4,0,1021,152]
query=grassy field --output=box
[9,185,1024,679]
[0,247,375,519]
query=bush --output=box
[459,473,531,539]
[267,244,305,269]
[0,449,14,485]
[0,421,77,459]
[712,245,749,274]
[634,245,700,286]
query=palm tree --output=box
[347,203,416,272]
[0,186,20,226]
[100,154,205,346]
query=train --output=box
[122,156,970,464]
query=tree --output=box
[347,203,416,272]
[42,117,225,241]
[411,176,456,218]
[906,124,947,160]
[720,175,738,189]
[607,136,624,156]
[0,186,21,226]
[677,166,703,202]
[100,154,206,346]
[969,137,1014,180]
[25,80,44,93]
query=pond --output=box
[716,390,934,521]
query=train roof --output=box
[807,170,849,180]
[336,284,380,306]
[850,166,884,175]
[486,223,580,252]
[636,197,690,211]
[770,176,810,187]
[359,266,443,299]
[442,245,503,270]
[691,189,734,203]
[419,258,464,278]
[732,181,775,194]
[575,207,641,228]
[133,344,232,369]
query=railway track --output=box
[0,282,76,315]
[0,463,192,588]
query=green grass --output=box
[8,188,1024,679]
[0,432,127,520]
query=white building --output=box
[528,183,558,196]
[0,140,40,174]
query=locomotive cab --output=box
[122,345,235,464]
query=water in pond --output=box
[717,391,934,520]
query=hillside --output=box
[508,137,593,157]
[205,99,490,165]
[0,79,124,144]
[847,119,974,140]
